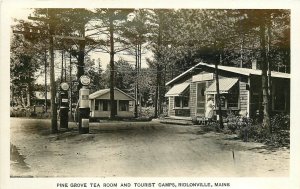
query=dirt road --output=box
[10,118,289,177]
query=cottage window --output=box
[182,96,189,107]
[175,97,181,108]
[119,100,129,111]
[219,95,226,108]
[95,99,100,110]
[227,93,239,108]
[102,100,109,111]
[174,95,189,108]
[210,84,239,110]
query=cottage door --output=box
[196,82,206,116]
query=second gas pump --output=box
[78,75,91,134]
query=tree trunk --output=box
[21,90,26,107]
[267,19,272,122]
[49,20,58,133]
[134,44,138,118]
[44,49,48,112]
[155,13,163,118]
[154,64,159,118]
[109,16,116,119]
[260,20,271,132]
[138,44,142,115]
[26,83,32,107]
[215,54,224,129]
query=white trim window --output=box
[174,95,189,109]
[119,100,129,111]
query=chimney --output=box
[251,59,257,70]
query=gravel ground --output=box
[10,118,289,177]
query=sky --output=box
[10,8,151,84]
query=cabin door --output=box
[196,82,206,116]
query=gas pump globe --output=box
[80,75,91,86]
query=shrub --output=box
[238,123,268,143]
[268,113,290,147]
[225,113,253,134]
[270,113,290,131]
[202,121,220,132]
[237,113,290,147]
[140,107,155,118]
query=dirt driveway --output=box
[10,118,289,177]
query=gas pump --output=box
[78,75,91,134]
[60,82,69,129]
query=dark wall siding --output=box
[168,96,175,116]
[190,82,197,116]
[239,79,249,114]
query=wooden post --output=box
[215,54,224,129]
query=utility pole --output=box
[20,10,86,133]
[23,10,58,133]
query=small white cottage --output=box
[89,88,135,118]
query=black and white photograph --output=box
[1,1,300,189]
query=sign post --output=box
[78,75,91,134]
[60,82,70,129]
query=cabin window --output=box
[175,97,181,108]
[102,100,109,111]
[182,96,189,107]
[227,93,239,108]
[211,84,239,109]
[119,100,129,111]
[174,95,189,108]
[214,94,239,109]
[95,99,100,110]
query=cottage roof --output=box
[165,82,190,97]
[89,88,135,100]
[166,62,290,86]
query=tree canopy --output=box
[11,8,290,120]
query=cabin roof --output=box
[166,62,290,86]
[89,88,135,100]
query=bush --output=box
[238,123,268,143]
[235,113,290,147]
[270,113,290,131]
[140,107,155,118]
[268,113,290,147]
[225,113,253,134]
